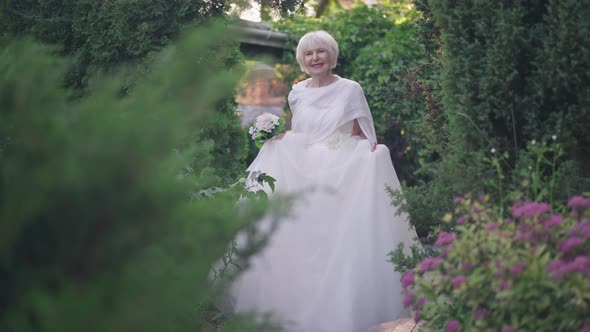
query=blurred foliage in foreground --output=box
[0,0,249,184]
[0,26,274,332]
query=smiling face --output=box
[303,48,331,76]
[296,31,339,76]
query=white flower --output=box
[552,135,557,141]
[531,139,536,145]
[249,113,282,145]
[490,148,496,154]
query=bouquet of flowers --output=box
[248,112,285,148]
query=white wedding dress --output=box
[228,76,417,332]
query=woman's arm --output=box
[352,119,376,152]
[352,119,366,138]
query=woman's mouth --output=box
[311,63,324,68]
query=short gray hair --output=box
[295,30,339,73]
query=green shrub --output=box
[398,0,590,239]
[426,0,590,189]
[402,195,590,331]
[393,134,588,246]
[0,27,271,332]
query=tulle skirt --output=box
[227,129,417,332]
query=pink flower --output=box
[453,275,467,289]
[511,262,528,276]
[569,222,590,239]
[575,255,590,264]
[473,308,487,320]
[456,215,467,225]
[484,222,499,231]
[415,295,425,309]
[453,196,463,204]
[543,214,564,227]
[547,256,590,280]
[547,259,565,272]
[420,257,442,272]
[403,292,414,307]
[568,196,590,210]
[401,271,414,288]
[446,319,460,332]
[512,201,550,218]
[461,262,473,271]
[569,256,590,274]
[559,237,584,253]
[581,324,590,332]
[413,311,421,323]
[518,223,533,232]
[547,259,567,279]
[501,327,517,332]
[513,233,532,243]
[435,232,456,248]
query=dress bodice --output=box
[318,121,354,149]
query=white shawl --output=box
[288,76,377,146]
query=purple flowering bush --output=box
[402,195,590,331]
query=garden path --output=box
[367,318,420,332]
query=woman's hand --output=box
[370,142,376,152]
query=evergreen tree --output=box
[397,0,590,239]
[0,27,272,332]
[1,0,249,184]
[428,0,590,173]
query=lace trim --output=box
[319,122,354,149]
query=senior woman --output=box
[228,30,417,332]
